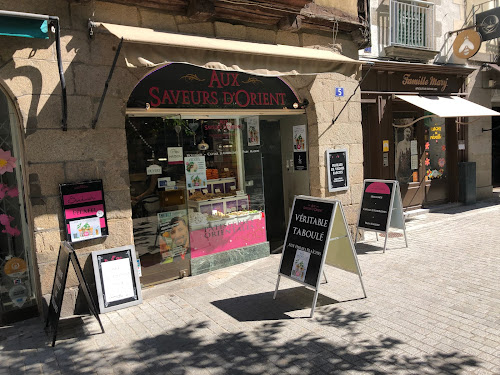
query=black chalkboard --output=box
[45,242,71,345]
[326,149,348,192]
[357,180,394,232]
[45,242,104,346]
[279,197,335,288]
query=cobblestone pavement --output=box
[1,199,500,374]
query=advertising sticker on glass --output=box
[185,156,207,189]
[60,180,108,243]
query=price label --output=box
[215,189,221,193]
[230,186,236,191]
[202,189,208,194]
[224,168,229,172]
[189,189,195,194]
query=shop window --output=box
[424,115,446,180]
[126,117,267,285]
[0,89,36,320]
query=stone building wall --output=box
[0,0,363,316]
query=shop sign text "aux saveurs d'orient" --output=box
[127,63,302,110]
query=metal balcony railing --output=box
[390,0,435,50]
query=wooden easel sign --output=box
[45,241,104,346]
[274,196,366,317]
[355,179,408,253]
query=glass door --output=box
[393,110,426,209]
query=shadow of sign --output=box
[211,287,339,321]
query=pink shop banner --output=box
[190,216,267,258]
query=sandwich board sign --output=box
[45,242,104,346]
[274,196,366,317]
[355,179,407,253]
[91,246,142,313]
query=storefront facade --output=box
[0,1,368,322]
[360,61,473,209]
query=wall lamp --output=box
[293,99,309,109]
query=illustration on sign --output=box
[476,8,500,41]
[185,156,207,189]
[69,217,101,242]
[290,249,310,282]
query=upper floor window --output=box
[390,0,435,50]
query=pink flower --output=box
[0,214,21,237]
[0,149,16,175]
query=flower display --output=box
[0,184,18,200]
[0,149,16,174]
[0,214,21,237]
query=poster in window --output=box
[293,125,307,152]
[246,116,260,146]
[158,210,190,264]
[185,156,207,189]
[294,152,307,171]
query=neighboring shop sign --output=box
[185,155,207,189]
[355,180,407,253]
[476,7,500,41]
[326,149,348,192]
[128,63,302,110]
[293,125,307,171]
[453,30,481,59]
[91,246,142,313]
[60,180,108,243]
[390,72,459,93]
[275,196,366,317]
[46,242,103,346]
[246,116,260,146]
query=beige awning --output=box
[98,22,361,77]
[395,95,500,117]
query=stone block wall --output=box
[467,70,494,200]
[287,72,363,232]
[0,0,363,316]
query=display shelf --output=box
[188,194,248,214]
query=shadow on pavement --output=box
[123,320,481,375]
[211,288,339,321]
[1,316,482,374]
[354,242,407,254]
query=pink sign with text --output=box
[190,216,267,258]
[63,190,103,206]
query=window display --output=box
[0,90,35,319]
[126,117,267,285]
[424,115,447,180]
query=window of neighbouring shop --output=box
[424,113,447,180]
[0,88,36,322]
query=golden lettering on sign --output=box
[402,74,449,92]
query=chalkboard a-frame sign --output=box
[274,196,366,317]
[45,242,104,346]
[355,179,408,253]
[91,246,142,313]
